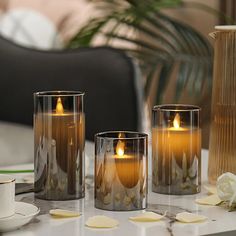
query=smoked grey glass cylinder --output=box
[152,105,201,195]
[95,131,148,211]
[34,91,85,200]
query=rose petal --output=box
[176,212,207,223]
[195,194,222,206]
[49,209,81,218]
[129,212,165,222]
[86,215,119,228]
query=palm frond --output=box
[68,0,214,105]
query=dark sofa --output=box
[0,36,144,141]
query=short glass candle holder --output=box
[34,91,85,200]
[152,105,201,195]
[95,131,148,211]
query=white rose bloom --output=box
[217,172,236,206]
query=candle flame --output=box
[173,113,180,129]
[116,138,125,157]
[56,97,64,114]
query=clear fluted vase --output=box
[208,26,236,184]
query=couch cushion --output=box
[0,40,142,141]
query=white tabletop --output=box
[2,150,236,236]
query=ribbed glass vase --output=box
[208,26,236,184]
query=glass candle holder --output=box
[34,91,85,200]
[95,131,148,211]
[152,105,201,195]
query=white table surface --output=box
[2,150,236,236]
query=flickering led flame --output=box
[173,113,180,129]
[116,140,125,157]
[56,97,64,114]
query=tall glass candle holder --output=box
[34,91,85,200]
[95,131,148,211]
[152,105,201,195]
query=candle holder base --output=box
[95,181,147,211]
[152,155,201,195]
[152,184,200,195]
[34,165,85,201]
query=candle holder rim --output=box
[214,25,236,31]
[34,91,85,97]
[0,175,15,184]
[153,104,201,112]
[95,131,148,140]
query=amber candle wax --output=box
[34,91,85,200]
[95,131,148,211]
[152,105,201,195]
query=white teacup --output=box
[0,174,15,218]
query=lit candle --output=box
[113,139,139,188]
[34,91,85,200]
[152,105,201,195]
[48,97,82,174]
[95,131,148,211]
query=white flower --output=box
[216,172,236,206]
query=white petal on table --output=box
[129,212,165,222]
[195,194,222,206]
[49,209,81,218]
[85,215,119,228]
[176,212,207,223]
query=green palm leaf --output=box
[68,0,216,105]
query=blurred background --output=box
[0,0,235,163]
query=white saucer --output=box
[0,202,40,232]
